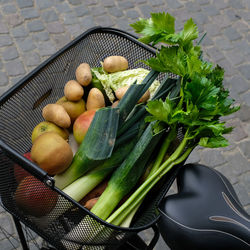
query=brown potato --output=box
[103,56,128,73]
[42,104,71,128]
[86,88,105,110]
[56,96,85,122]
[64,80,84,101]
[31,132,73,175]
[75,63,92,86]
[115,86,150,103]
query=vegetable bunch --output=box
[58,13,240,245]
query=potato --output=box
[103,56,128,73]
[42,104,71,128]
[56,96,85,122]
[31,132,73,175]
[75,63,92,86]
[64,80,84,101]
[115,86,150,103]
[86,88,105,110]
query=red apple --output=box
[14,152,32,183]
[73,110,96,144]
[14,175,58,217]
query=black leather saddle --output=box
[158,163,250,250]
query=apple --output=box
[14,152,32,183]
[73,110,96,144]
[14,175,58,217]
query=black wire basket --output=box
[0,27,181,250]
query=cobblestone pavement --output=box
[0,0,249,249]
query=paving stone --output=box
[204,23,221,37]
[5,14,24,27]
[0,238,17,250]
[232,20,249,33]
[52,33,72,49]
[237,9,250,22]
[225,48,245,66]
[217,58,238,77]
[37,41,57,57]
[223,149,249,175]
[229,75,249,95]
[211,15,232,29]
[0,71,8,86]
[206,46,225,62]
[0,22,9,34]
[16,37,36,52]
[23,52,41,67]
[5,60,26,77]
[239,140,250,160]
[46,21,65,34]
[68,0,82,5]
[138,4,154,18]
[20,8,40,19]
[41,10,59,23]
[16,0,33,8]
[233,181,250,206]
[240,91,250,107]
[148,0,165,7]
[228,0,245,9]
[102,0,115,7]
[73,6,89,17]
[197,0,210,5]
[201,4,220,16]
[165,0,183,9]
[55,2,72,13]
[238,64,250,81]
[185,149,201,164]
[81,0,99,6]
[226,118,248,142]
[193,12,209,25]
[116,17,133,31]
[11,25,28,38]
[27,19,45,32]
[232,40,250,57]
[235,104,250,122]
[2,46,19,61]
[185,1,202,12]
[2,4,17,14]
[118,1,135,9]
[95,15,114,27]
[62,12,79,25]
[108,7,123,18]
[214,37,234,51]
[10,75,24,85]
[66,23,82,38]
[0,35,13,47]
[0,59,2,69]
[225,8,241,22]
[224,27,242,41]
[213,0,230,10]
[200,148,227,167]
[215,163,239,185]
[126,9,140,19]
[36,0,54,10]
[78,15,96,30]
[32,31,50,41]
[90,6,107,16]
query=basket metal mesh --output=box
[0,27,179,250]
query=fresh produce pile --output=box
[14,12,239,235]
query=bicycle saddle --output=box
[157,163,250,250]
